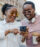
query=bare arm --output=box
[5,29,19,36]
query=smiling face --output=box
[5,7,17,22]
[23,4,35,20]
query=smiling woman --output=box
[0,3,22,47]
[2,4,18,23]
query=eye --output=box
[28,10,31,13]
[11,12,14,15]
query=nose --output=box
[25,11,31,15]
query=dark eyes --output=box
[28,10,31,13]
[11,13,14,14]
[24,10,31,13]
[11,12,17,15]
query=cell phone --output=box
[20,26,26,32]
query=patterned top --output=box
[21,15,40,47]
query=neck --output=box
[6,19,14,23]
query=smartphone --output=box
[20,26,26,32]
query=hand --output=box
[12,29,19,35]
[20,27,32,40]
[36,36,40,43]
[5,30,11,36]
[32,32,40,43]
[21,37,25,42]
[32,32,40,36]
[20,27,29,38]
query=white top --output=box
[0,19,26,47]
[0,19,22,39]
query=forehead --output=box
[23,4,32,10]
[7,7,17,12]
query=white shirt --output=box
[0,19,22,47]
[0,19,27,47]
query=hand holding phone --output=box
[20,26,28,42]
[20,26,28,37]
[20,26,26,32]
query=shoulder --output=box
[0,20,4,24]
[21,18,28,23]
[21,18,29,26]
[0,20,6,27]
[14,21,22,26]
[36,15,40,18]
[0,20,5,29]
[36,15,40,20]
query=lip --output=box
[26,15,31,17]
[27,15,30,16]
[10,17,15,20]
[26,14,31,19]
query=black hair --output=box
[2,4,13,15]
[23,1,35,10]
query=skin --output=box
[5,7,19,36]
[22,4,40,40]
[5,7,17,23]
[22,4,35,39]
[23,4,35,20]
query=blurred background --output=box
[0,0,40,20]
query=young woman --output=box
[0,4,21,47]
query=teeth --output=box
[27,15,30,16]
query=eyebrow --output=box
[24,9,31,11]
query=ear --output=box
[16,12,19,17]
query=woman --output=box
[0,3,21,47]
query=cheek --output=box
[6,11,11,16]
[25,15,30,19]
[8,14,11,16]
[31,10,35,14]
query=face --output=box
[5,7,17,22]
[23,4,35,20]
